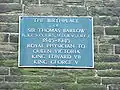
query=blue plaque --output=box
[19,16,94,68]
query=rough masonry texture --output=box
[0,0,120,90]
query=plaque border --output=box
[18,16,94,68]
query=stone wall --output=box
[0,0,120,90]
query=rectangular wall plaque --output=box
[19,16,94,68]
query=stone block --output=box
[0,15,19,23]
[0,0,20,3]
[10,34,18,43]
[69,6,87,16]
[0,43,18,52]
[95,62,120,70]
[41,76,75,83]
[96,54,120,62]
[89,7,120,16]
[0,83,21,89]
[25,5,53,15]
[10,68,53,76]
[85,1,104,7]
[0,34,9,42]
[0,52,17,60]
[105,27,120,35]
[94,26,104,36]
[98,70,120,77]
[0,60,17,67]
[41,0,63,4]
[23,0,39,4]
[99,45,113,54]
[0,67,9,75]
[0,4,22,14]
[94,16,118,26]
[64,0,84,5]
[65,84,107,90]
[109,85,120,90]
[0,24,18,33]
[5,76,41,82]
[108,37,120,44]
[102,77,120,84]
[77,77,101,84]
[115,45,120,54]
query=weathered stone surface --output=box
[41,76,75,83]
[99,45,113,54]
[0,60,17,67]
[0,24,18,33]
[94,26,104,36]
[67,70,95,77]
[10,68,53,75]
[25,5,87,16]
[69,6,87,16]
[65,84,107,90]
[41,0,63,4]
[0,67,9,75]
[109,85,120,90]
[5,76,41,82]
[95,62,120,70]
[0,0,20,3]
[94,45,98,53]
[0,82,107,90]
[103,0,120,7]
[105,27,120,35]
[98,36,111,44]
[64,0,84,5]
[0,4,22,14]
[53,70,95,77]
[52,5,70,16]
[21,83,65,90]
[77,77,101,84]
[85,1,104,7]
[0,34,9,42]
[0,82,22,89]
[10,34,18,43]
[94,16,118,26]
[23,0,39,4]
[25,5,53,15]
[98,70,120,77]
[53,6,87,16]
[102,77,120,84]
[96,54,120,62]
[0,76,4,82]
[10,68,95,77]
[98,36,120,44]
[0,15,19,23]
[0,43,18,52]
[41,0,84,5]
[94,36,98,45]
[89,7,120,16]
[115,45,120,54]
[108,37,120,44]
[0,52,17,60]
